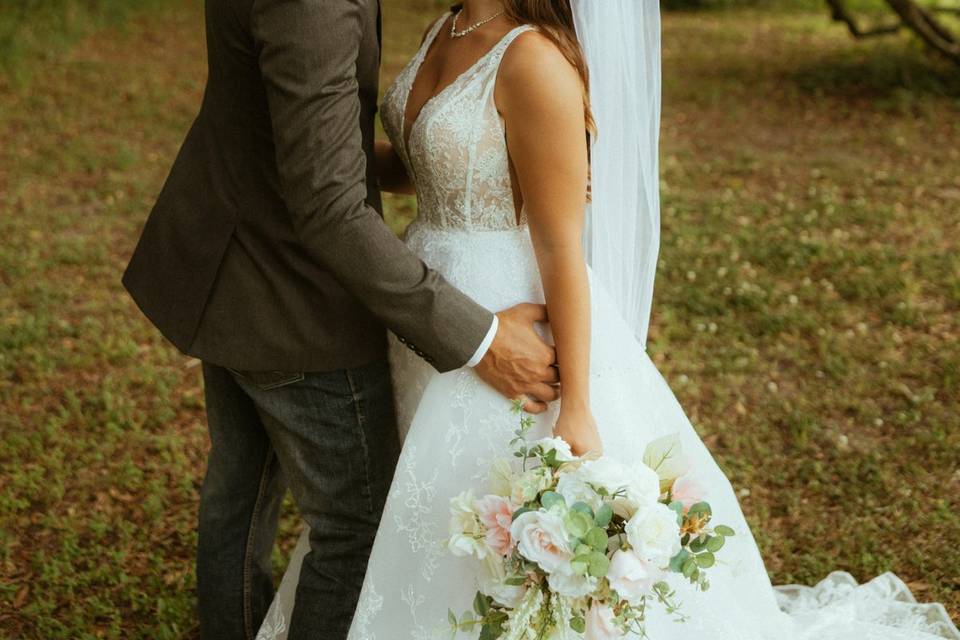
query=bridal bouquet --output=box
[446,402,734,639]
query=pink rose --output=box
[476,495,515,557]
[671,474,705,511]
[585,602,622,640]
[510,511,573,574]
[607,549,661,605]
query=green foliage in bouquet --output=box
[446,403,736,639]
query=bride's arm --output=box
[375,140,415,194]
[497,33,602,456]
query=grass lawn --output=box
[0,0,958,637]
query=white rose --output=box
[556,473,604,513]
[547,567,598,598]
[642,433,691,491]
[534,436,577,462]
[510,510,573,574]
[448,491,489,559]
[577,458,660,519]
[478,555,525,608]
[625,502,682,566]
[511,467,552,505]
[585,602,621,640]
[606,549,661,605]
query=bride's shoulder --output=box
[497,28,581,108]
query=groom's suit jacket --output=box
[123,0,493,372]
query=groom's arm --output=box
[250,0,492,372]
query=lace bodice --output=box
[381,16,534,232]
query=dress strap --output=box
[415,14,450,66]
[485,24,537,71]
[463,24,536,226]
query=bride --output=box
[257,1,959,639]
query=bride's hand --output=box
[553,407,603,458]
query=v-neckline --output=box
[400,16,525,152]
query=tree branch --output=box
[884,0,960,64]
[825,0,904,38]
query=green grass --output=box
[0,0,168,83]
[0,0,958,637]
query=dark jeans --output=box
[197,359,400,640]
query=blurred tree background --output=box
[0,0,958,638]
[662,0,960,64]
[2,0,959,77]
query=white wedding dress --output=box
[256,19,959,640]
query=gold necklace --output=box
[450,8,505,38]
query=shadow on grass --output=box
[787,43,960,101]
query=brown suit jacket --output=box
[123,0,492,372]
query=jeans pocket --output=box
[227,368,306,391]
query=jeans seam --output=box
[345,370,376,514]
[257,372,305,391]
[242,446,274,640]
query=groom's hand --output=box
[475,303,559,414]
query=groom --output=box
[122,0,558,638]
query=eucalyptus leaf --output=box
[595,504,614,528]
[706,535,725,552]
[669,549,691,573]
[586,527,608,552]
[544,448,559,467]
[571,502,595,518]
[571,616,586,633]
[571,558,590,576]
[688,502,712,517]
[695,551,716,568]
[541,491,564,510]
[714,525,736,537]
[682,558,697,578]
[474,592,490,616]
[588,551,611,578]
[566,511,593,538]
[479,623,500,640]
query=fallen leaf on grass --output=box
[13,584,29,609]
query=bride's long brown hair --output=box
[452,1,595,133]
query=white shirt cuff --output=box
[465,315,499,367]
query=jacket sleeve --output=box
[250,0,493,371]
